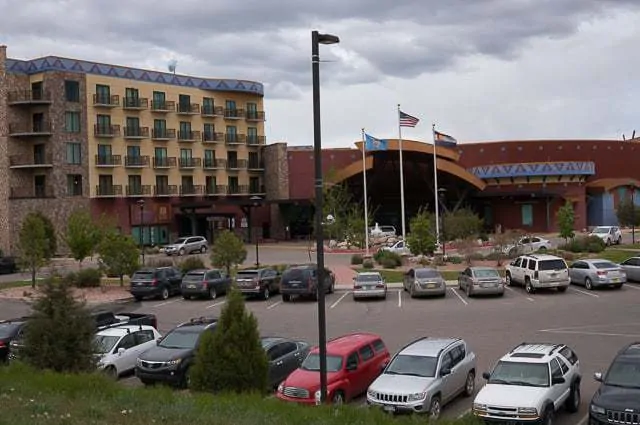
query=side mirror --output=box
[552,376,565,385]
[482,372,491,380]
[117,348,126,356]
[440,367,451,377]
[352,276,356,281]
[156,337,162,344]
[594,372,603,382]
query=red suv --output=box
[276,332,390,405]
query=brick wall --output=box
[0,45,8,254]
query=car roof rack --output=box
[178,316,218,327]
[510,342,564,355]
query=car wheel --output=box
[615,284,623,289]
[181,369,191,389]
[585,278,593,290]
[182,294,191,300]
[209,287,217,300]
[104,366,118,379]
[134,296,144,302]
[538,246,547,252]
[331,390,345,405]
[160,287,169,300]
[505,273,512,286]
[262,287,270,300]
[463,371,475,397]
[200,246,207,253]
[179,248,186,256]
[557,286,567,292]
[541,406,554,425]
[617,237,622,245]
[429,396,441,420]
[565,382,580,413]
[282,294,291,302]
[525,279,535,294]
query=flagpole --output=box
[432,123,441,250]
[361,128,370,257]
[397,104,407,243]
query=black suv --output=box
[135,317,218,388]
[0,317,29,362]
[130,267,183,301]
[280,264,335,302]
[590,342,640,424]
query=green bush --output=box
[373,250,402,267]
[66,268,102,288]
[362,259,374,269]
[350,254,363,265]
[484,251,502,261]
[380,257,398,269]
[179,256,206,274]
[559,235,605,253]
[448,255,463,264]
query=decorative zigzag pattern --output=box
[5,57,264,96]
[469,162,596,179]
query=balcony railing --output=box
[176,103,200,114]
[153,157,177,168]
[205,185,222,195]
[126,185,152,196]
[124,126,149,138]
[151,128,176,140]
[203,132,224,143]
[150,100,175,112]
[225,133,246,145]
[227,159,248,170]
[154,185,178,196]
[9,121,52,136]
[125,156,150,167]
[249,184,266,194]
[178,130,201,141]
[180,185,204,196]
[95,155,122,166]
[246,111,265,121]
[227,185,249,195]
[203,158,226,169]
[179,157,202,168]
[201,105,223,117]
[214,185,228,195]
[9,154,53,167]
[8,89,52,105]
[224,108,245,119]
[122,97,149,110]
[94,124,121,137]
[10,186,54,199]
[247,160,264,170]
[95,185,123,197]
[247,135,266,146]
[93,94,120,107]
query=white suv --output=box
[473,342,582,424]
[589,226,622,245]
[163,236,208,256]
[94,325,161,378]
[505,254,570,294]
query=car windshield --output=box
[301,353,343,372]
[94,335,120,354]
[173,238,188,244]
[488,361,550,387]
[283,269,307,280]
[605,361,640,389]
[538,260,567,271]
[132,271,153,279]
[158,329,201,349]
[592,227,610,234]
[416,270,440,279]
[183,272,205,282]
[237,272,259,279]
[0,323,21,338]
[593,261,617,269]
[385,354,438,378]
[474,269,500,278]
[356,274,382,283]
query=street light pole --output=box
[632,186,636,245]
[137,199,145,266]
[312,29,339,404]
[438,188,447,257]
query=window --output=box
[65,80,80,102]
[513,258,522,267]
[156,175,169,188]
[97,144,112,158]
[227,151,238,163]
[128,175,142,191]
[126,116,139,129]
[66,175,82,196]
[33,144,45,164]
[203,97,214,114]
[359,345,374,361]
[65,111,80,132]
[346,352,359,369]
[247,126,258,143]
[249,151,259,166]
[154,119,166,131]
[179,94,190,108]
[127,145,140,157]
[204,150,215,166]
[181,176,193,187]
[135,330,154,345]
[179,121,191,133]
[550,359,562,380]
[204,123,214,137]
[180,149,192,160]
[206,176,216,193]
[249,177,260,192]
[226,125,237,135]
[206,270,221,280]
[528,260,536,270]
[559,347,578,365]
[521,259,529,269]
[228,176,238,190]
[95,84,110,104]
[154,147,167,159]
[558,357,569,374]
[34,175,46,197]
[521,204,533,226]
[451,345,465,365]
[246,102,257,113]
[153,91,165,108]
[116,333,137,351]
[440,351,454,371]
[225,99,236,110]
[66,143,81,164]
[97,114,111,127]
[125,87,139,107]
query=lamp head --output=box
[318,33,340,45]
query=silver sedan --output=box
[403,267,447,297]
[458,267,505,297]
[352,272,387,299]
[568,259,626,290]
[619,257,640,282]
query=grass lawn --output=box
[356,269,473,282]
[0,279,39,290]
[615,244,640,250]
[586,249,638,264]
[0,364,481,425]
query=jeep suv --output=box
[367,337,477,420]
[590,342,640,424]
[505,254,570,294]
[473,342,582,424]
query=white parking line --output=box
[539,329,640,338]
[205,301,226,309]
[625,284,640,290]
[569,287,600,298]
[450,287,468,306]
[577,414,589,425]
[152,299,179,308]
[267,300,282,310]
[456,408,471,419]
[504,286,515,292]
[330,291,350,309]
[398,290,402,308]
[526,297,535,302]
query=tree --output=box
[492,229,525,265]
[210,230,247,276]
[190,287,268,393]
[406,208,437,256]
[32,211,57,258]
[321,182,352,240]
[18,212,51,288]
[454,236,478,266]
[443,209,484,242]
[616,198,640,227]
[97,231,140,286]
[65,209,99,266]
[557,201,576,242]
[21,277,96,373]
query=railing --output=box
[126,185,152,196]
[94,124,121,137]
[122,97,149,109]
[178,130,201,141]
[95,185,123,197]
[246,111,265,121]
[249,184,266,194]
[214,185,228,195]
[151,128,176,139]
[225,133,246,144]
[150,100,175,112]
[227,185,249,195]
[124,127,149,138]
[247,135,266,145]
[9,154,53,166]
[179,157,202,168]
[176,103,201,114]
[154,185,179,196]
[205,185,222,195]
[9,121,52,135]
[95,155,122,166]
[125,156,150,167]
[203,132,224,143]
[153,157,177,168]
[201,105,224,116]
[10,186,55,199]
[93,94,120,107]
[227,159,248,170]
[203,158,226,169]
[224,108,245,119]
[8,90,52,104]
[180,185,204,196]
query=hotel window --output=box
[521,204,533,227]
[246,102,257,119]
[247,127,258,144]
[66,175,83,196]
[180,148,192,160]
[250,177,260,193]
[154,119,166,132]
[65,80,80,102]
[126,116,139,129]
[226,125,237,136]
[178,94,190,112]
[127,145,140,158]
[179,121,191,134]
[203,123,215,140]
[95,84,111,103]
[181,175,194,187]
[66,142,81,164]
[153,91,166,108]
[156,175,169,190]
[228,176,239,191]
[125,87,139,107]
[97,144,112,164]
[204,149,215,167]
[203,97,214,114]
[98,175,113,188]
[128,175,142,193]
[225,100,236,110]
[154,147,167,159]
[96,114,111,129]
[248,152,259,167]
[227,151,238,167]
[65,111,80,132]
[206,176,216,193]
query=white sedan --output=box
[94,325,161,378]
[503,236,551,256]
[380,240,411,255]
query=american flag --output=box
[399,110,420,127]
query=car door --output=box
[404,269,414,291]
[517,258,528,283]
[437,350,457,402]
[275,341,301,384]
[449,344,468,394]
[509,258,522,283]
[344,351,366,396]
[169,268,183,292]
[460,268,471,290]
[112,332,138,373]
[569,261,586,284]
[621,258,640,281]
[357,344,378,386]
[266,343,286,387]
[549,358,570,408]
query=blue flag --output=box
[365,133,388,151]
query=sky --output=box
[3,0,640,148]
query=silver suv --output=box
[505,254,570,294]
[163,236,208,256]
[366,337,477,420]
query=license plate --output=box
[481,283,495,288]
[427,284,436,288]
[188,284,196,289]
[383,406,396,413]
[135,282,144,286]
[612,278,619,282]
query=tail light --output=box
[151,279,158,286]
[471,279,479,286]
[354,284,362,289]
[376,284,385,288]
[0,341,5,348]
[597,271,607,276]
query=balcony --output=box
[126,185,152,196]
[176,103,200,115]
[227,159,248,170]
[247,135,266,146]
[153,157,177,168]
[95,185,123,197]
[94,124,121,138]
[150,100,175,113]
[151,128,176,140]
[178,130,201,142]
[9,121,52,137]
[212,185,228,195]
[247,160,264,171]
[93,94,120,107]
[122,97,149,110]
[8,90,52,105]
[201,106,223,117]
[249,184,266,195]
[203,132,224,143]
[179,157,202,169]
[246,111,265,121]
[224,109,245,119]
[180,185,204,196]
[124,126,149,139]
[227,185,249,195]
[154,185,178,196]
[225,133,246,145]
[203,158,226,169]
[10,186,54,199]
[9,154,53,168]
[95,155,122,167]
[125,156,150,167]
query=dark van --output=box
[280,264,335,302]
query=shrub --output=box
[145,246,161,255]
[362,259,374,269]
[148,258,175,268]
[71,268,102,288]
[418,257,431,267]
[272,264,289,273]
[559,235,605,253]
[484,251,502,261]
[448,255,463,264]
[179,256,206,274]
[350,254,363,265]
[380,257,398,269]
[561,251,575,262]
[210,230,247,276]
[373,250,402,267]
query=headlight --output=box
[277,383,284,393]
[473,403,487,411]
[366,389,375,398]
[407,392,427,401]
[167,358,182,366]
[591,404,606,415]
[517,407,538,415]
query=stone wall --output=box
[263,142,289,200]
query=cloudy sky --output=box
[3,0,640,147]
